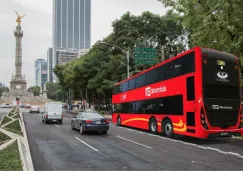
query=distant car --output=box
[1,103,6,108]
[71,110,109,134]
[42,102,63,124]
[25,104,31,109]
[29,105,40,113]
[5,104,11,108]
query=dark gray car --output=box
[71,111,109,134]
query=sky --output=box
[0,0,166,87]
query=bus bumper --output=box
[203,129,242,138]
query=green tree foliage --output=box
[46,82,65,101]
[27,86,40,96]
[54,11,185,107]
[0,86,9,97]
[158,0,243,58]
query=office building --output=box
[47,48,53,82]
[35,59,48,88]
[57,48,78,65]
[78,49,89,57]
[52,0,91,82]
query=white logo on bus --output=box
[217,71,228,79]
[145,86,166,96]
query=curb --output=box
[232,136,243,140]
[17,138,27,171]
[19,108,34,171]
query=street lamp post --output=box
[100,42,130,78]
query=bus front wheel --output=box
[163,119,174,138]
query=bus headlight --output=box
[201,107,208,130]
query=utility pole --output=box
[86,88,88,109]
[161,45,165,62]
[126,50,130,78]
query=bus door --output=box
[185,75,196,133]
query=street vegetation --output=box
[0,141,22,171]
[0,131,11,145]
[0,116,12,126]
[4,120,23,136]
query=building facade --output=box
[47,48,53,82]
[35,59,48,88]
[57,48,78,65]
[52,0,91,82]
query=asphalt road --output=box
[23,111,243,171]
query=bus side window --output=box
[136,74,146,88]
[174,57,183,77]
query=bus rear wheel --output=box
[163,119,174,138]
[149,118,158,134]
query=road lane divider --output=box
[116,136,152,149]
[54,124,59,127]
[75,137,99,152]
[112,125,243,159]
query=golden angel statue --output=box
[15,10,26,25]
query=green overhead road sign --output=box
[135,59,158,64]
[134,47,157,53]
[134,53,157,58]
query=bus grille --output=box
[206,111,239,128]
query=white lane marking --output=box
[111,125,243,159]
[116,136,152,149]
[54,124,59,127]
[75,137,99,152]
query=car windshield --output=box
[83,112,103,119]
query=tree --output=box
[0,86,9,97]
[46,83,65,101]
[28,86,40,96]
[158,0,243,58]
[54,11,186,108]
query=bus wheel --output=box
[117,116,121,126]
[163,119,174,138]
[149,118,158,134]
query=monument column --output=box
[15,25,23,78]
[10,11,27,96]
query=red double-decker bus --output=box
[112,47,243,138]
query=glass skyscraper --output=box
[52,0,91,82]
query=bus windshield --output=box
[202,49,240,100]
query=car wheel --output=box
[59,120,62,124]
[102,131,107,134]
[149,118,158,134]
[163,119,174,138]
[80,124,85,134]
[71,122,74,130]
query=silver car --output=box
[29,105,40,113]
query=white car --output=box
[5,104,11,108]
[29,105,40,113]
[1,103,6,108]
[42,102,63,124]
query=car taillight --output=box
[200,107,208,130]
[85,120,92,124]
[104,119,109,124]
[46,114,48,118]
